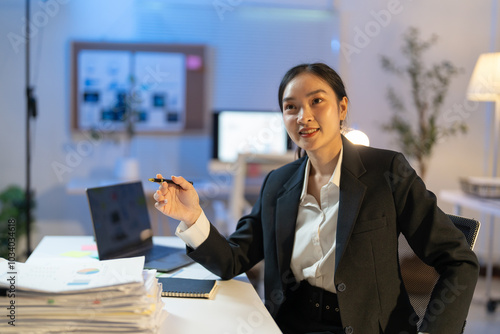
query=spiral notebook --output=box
[158,277,218,299]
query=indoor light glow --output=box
[467,52,500,177]
[345,129,370,146]
[467,52,500,102]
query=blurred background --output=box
[0,0,499,274]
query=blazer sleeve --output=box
[185,173,270,280]
[390,153,479,333]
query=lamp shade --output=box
[467,52,500,101]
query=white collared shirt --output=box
[290,147,342,294]
[176,148,343,295]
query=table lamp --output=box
[465,52,500,311]
[463,52,500,196]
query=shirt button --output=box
[315,303,320,308]
[337,283,346,292]
[344,326,354,334]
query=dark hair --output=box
[278,63,348,112]
[278,63,349,158]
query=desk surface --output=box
[28,236,281,334]
[440,190,500,216]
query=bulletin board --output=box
[71,42,207,134]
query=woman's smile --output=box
[299,127,320,137]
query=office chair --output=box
[398,214,480,327]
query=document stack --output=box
[0,256,167,333]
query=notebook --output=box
[157,277,218,299]
[86,181,194,272]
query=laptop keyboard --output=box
[145,245,183,261]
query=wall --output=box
[337,0,500,261]
[0,0,339,251]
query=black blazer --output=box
[189,136,479,333]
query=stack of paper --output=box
[0,257,167,333]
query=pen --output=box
[148,178,194,185]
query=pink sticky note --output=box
[81,244,97,251]
[186,55,203,70]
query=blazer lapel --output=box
[275,157,306,281]
[335,137,367,272]
[273,139,367,278]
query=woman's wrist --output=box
[185,207,203,227]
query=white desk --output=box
[440,190,500,312]
[440,190,500,216]
[28,236,282,334]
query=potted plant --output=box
[380,27,468,298]
[380,27,467,180]
[0,185,36,260]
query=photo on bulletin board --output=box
[71,42,207,134]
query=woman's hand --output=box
[153,173,202,227]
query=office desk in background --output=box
[28,236,282,334]
[440,190,500,312]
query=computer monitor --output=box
[212,110,292,163]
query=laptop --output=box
[86,181,194,272]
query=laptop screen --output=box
[86,181,154,260]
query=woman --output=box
[154,63,479,334]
